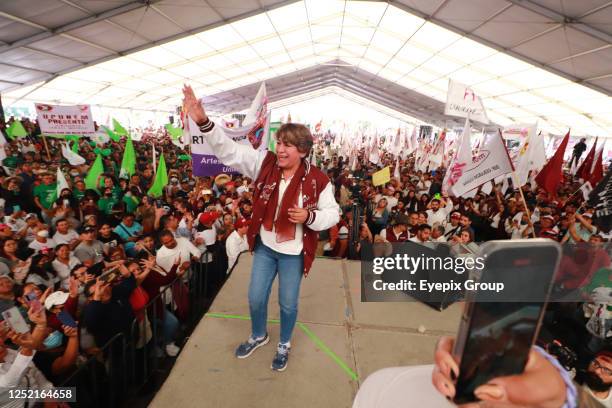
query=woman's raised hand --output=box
[182,84,208,126]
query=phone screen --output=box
[453,243,560,404]
[57,310,77,328]
[2,307,30,334]
[25,292,42,313]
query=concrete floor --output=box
[151,255,462,408]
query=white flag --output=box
[580,181,593,201]
[369,135,380,165]
[503,123,541,187]
[394,156,401,179]
[61,143,86,166]
[450,129,513,197]
[443,118,473,195]
[444,79,490,124]
[56,168,69,197]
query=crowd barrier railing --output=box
[60,249,231,407]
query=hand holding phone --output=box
[432,336,567,406]
[57,310,77,328]
[2,307,30,334]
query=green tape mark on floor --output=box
[297,322,359,382]
[204,312,358,381]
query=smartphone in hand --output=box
[25,292,42,314]
[57,310,78,328]
[2,307,30,334]
[452,240,561,404]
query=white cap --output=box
[44,291,69,310]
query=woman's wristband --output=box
[198,118,214,133]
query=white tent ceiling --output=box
[0,0,610,135]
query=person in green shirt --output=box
[33,172,57,223]
[98,186,120,215]
[72,180,86,201]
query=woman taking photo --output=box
[183,84,340,372]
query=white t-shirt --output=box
[52,255,80,290]
[28,238,57,253]
[588,388,612,408]
[226,230,249,273]
[53,229,79,245]
[156,237,202,273]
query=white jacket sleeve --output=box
[199,120,267,180]
[0,350,34,387]
[305,182,340,232]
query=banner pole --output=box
[511,171,537,238]
[42,134,51,161]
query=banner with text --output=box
[35,103,95,135]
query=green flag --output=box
[147,153,168,198]
[164,123,183,140]
[120,135,136,178]
[85,154,104,190]
[6,121,28,139]
[71,141,79,153]
[113,119,128,136]
[101,125,120,142]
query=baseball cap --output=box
[199,212,220,225]
[202,189,213,195]
[44,291,69,310]
[81,226,96,234]
[234,218,251,229]
[24,213,37,221]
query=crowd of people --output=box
[0,113,610,405]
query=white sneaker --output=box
[165,343,180,357]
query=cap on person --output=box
[199,212,220,225]
[202,189,213,195]
[0,274,14,284]
[44,291,69,310]
[541,215,555,222]
[235,218,251,229]
[451,212,461,220]
[24,213,37,221]
[81,226,96,234]
[214,173,231,186]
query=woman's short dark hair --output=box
[275,123,313,155]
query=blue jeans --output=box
[249,239,304,344]
[156,308,179,345]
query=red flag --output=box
[589,148,604,186]
[576,138,597,180]
[535,130,570,195]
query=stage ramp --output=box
[151,254,461,408]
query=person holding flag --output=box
[182,84,340,372]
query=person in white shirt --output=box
[425,197,453,227]
[183,84,340,372]
[409,224,432,244]
[156,230,202,274]
[28,229,56,253]
[52,218,80,249]
[52,243,81,290]
[226,218,250,273]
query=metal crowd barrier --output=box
[60,247,231,407]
